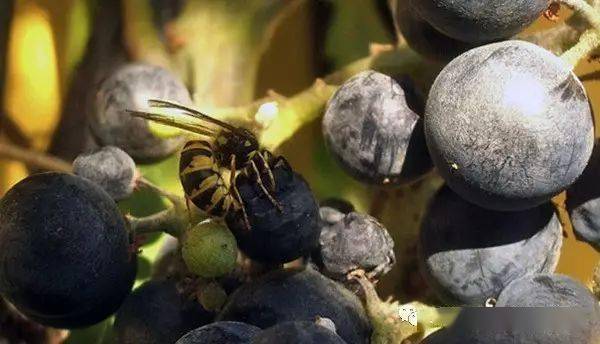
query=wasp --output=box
[128,99,287,230]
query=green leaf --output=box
[325,0,393,69]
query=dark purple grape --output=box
[392,0,476,61]
[217,267,371,344]
[176,321,261,344]
[251,321,346,344]
[0,172,136,328]
[313,208,395,282]
[411,0,549,43]
[425,40,594,211]
[114,280,213,344]
[90,63,189,162]
[567,140,600,251]
[225,164,320,264]
[323,70,432,185]
[420,185,562,305]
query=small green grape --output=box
[198,282,228,312]
[182,219,238,278]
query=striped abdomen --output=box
[179,140,234,217]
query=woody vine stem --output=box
[559,0,600,66]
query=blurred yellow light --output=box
[4,1,61,151]
[0,160,28,196]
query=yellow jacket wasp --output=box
[128,99,288,231]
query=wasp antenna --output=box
[148,99,213,118]
[148,99,182,108]
[127,110,154,120]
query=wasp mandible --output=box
[128,99,288,230]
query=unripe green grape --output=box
[182,219,238,278]
[198,282,228,312]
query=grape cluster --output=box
[2,1,600,343]
[320,1,599,343]
[0,62,379,342]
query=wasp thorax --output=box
[213,130,259,167]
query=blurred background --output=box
[0,0,599,341]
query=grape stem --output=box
[562,0,600,29]
[142,44,439,152]
[206,2,600,149]
[561,28,600,66]
[558,0,600,67]
[0,141,73,173]
[349,270,460,343]
[217,45,437,151]
[136,176,186,208]
[518,10,588,55]
[0,114,31,150]
[126,206,189,238]
[592,261,600,299]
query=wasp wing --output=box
[128,110,217,137]
[147,99,238,132]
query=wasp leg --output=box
[272,155,292,171]
[249,160,283,212]
[230,155,252,232]
[256,151,276,191]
